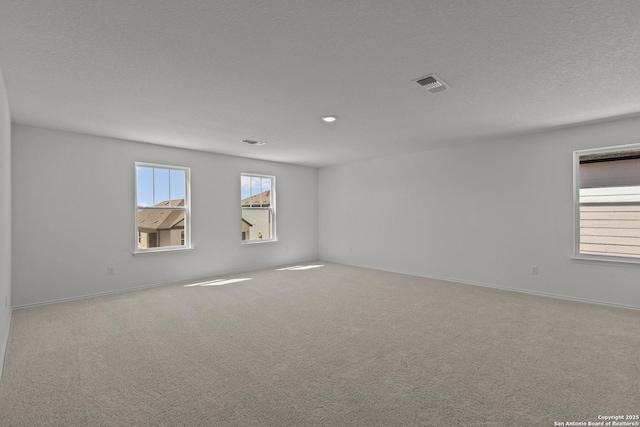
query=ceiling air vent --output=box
[242,139,266,146]
[416,74,449,93]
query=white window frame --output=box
[573,143,640,264]
[241,173,277,244]
[135,162,191,254]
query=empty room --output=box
[1,1,639,426]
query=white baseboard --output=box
[322,258,640,312]
[13,259,319,310]
[15,257,639,312]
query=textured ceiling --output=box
[1,0,640,167]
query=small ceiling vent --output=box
[242,139,266,146]
[416,74,449,93]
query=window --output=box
[241,174,276,242]
[135,163,190,252]
[574,145,640,261]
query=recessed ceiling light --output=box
[321,116,337,122]
[242,139,266,146]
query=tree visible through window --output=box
[241,174,275,242]
[575,145,640,260]
[136,163,190,252]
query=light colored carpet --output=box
[1,262,638,426]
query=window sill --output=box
[241,239,278,245]
[133,247,193,256]
[571,254,640,266]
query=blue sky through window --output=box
[137,166,186,207]
[241,175,271,201]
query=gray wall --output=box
[0,67,11,379]
[319,115,640,309]
[12,124,318,307]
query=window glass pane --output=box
[136,163,190,252]
[136,166,154,207]
[170,169,186,201]
[154,168,170,205]
[241,208,271,241]
[251,176,263,196]
[137,208,186,249]
[241,175,251,201]
[241,174,275,242]
[262,178,271,197]
[577,150,640,259]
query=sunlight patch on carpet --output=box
[184,278,253,287]
[276,265,325,271]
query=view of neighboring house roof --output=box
[155,199,185,207]
[242,218,253,226]
[138,199,185,231]
[241,190,270,207]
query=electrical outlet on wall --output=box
[107,267,115,275]
[532,266,539,275]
